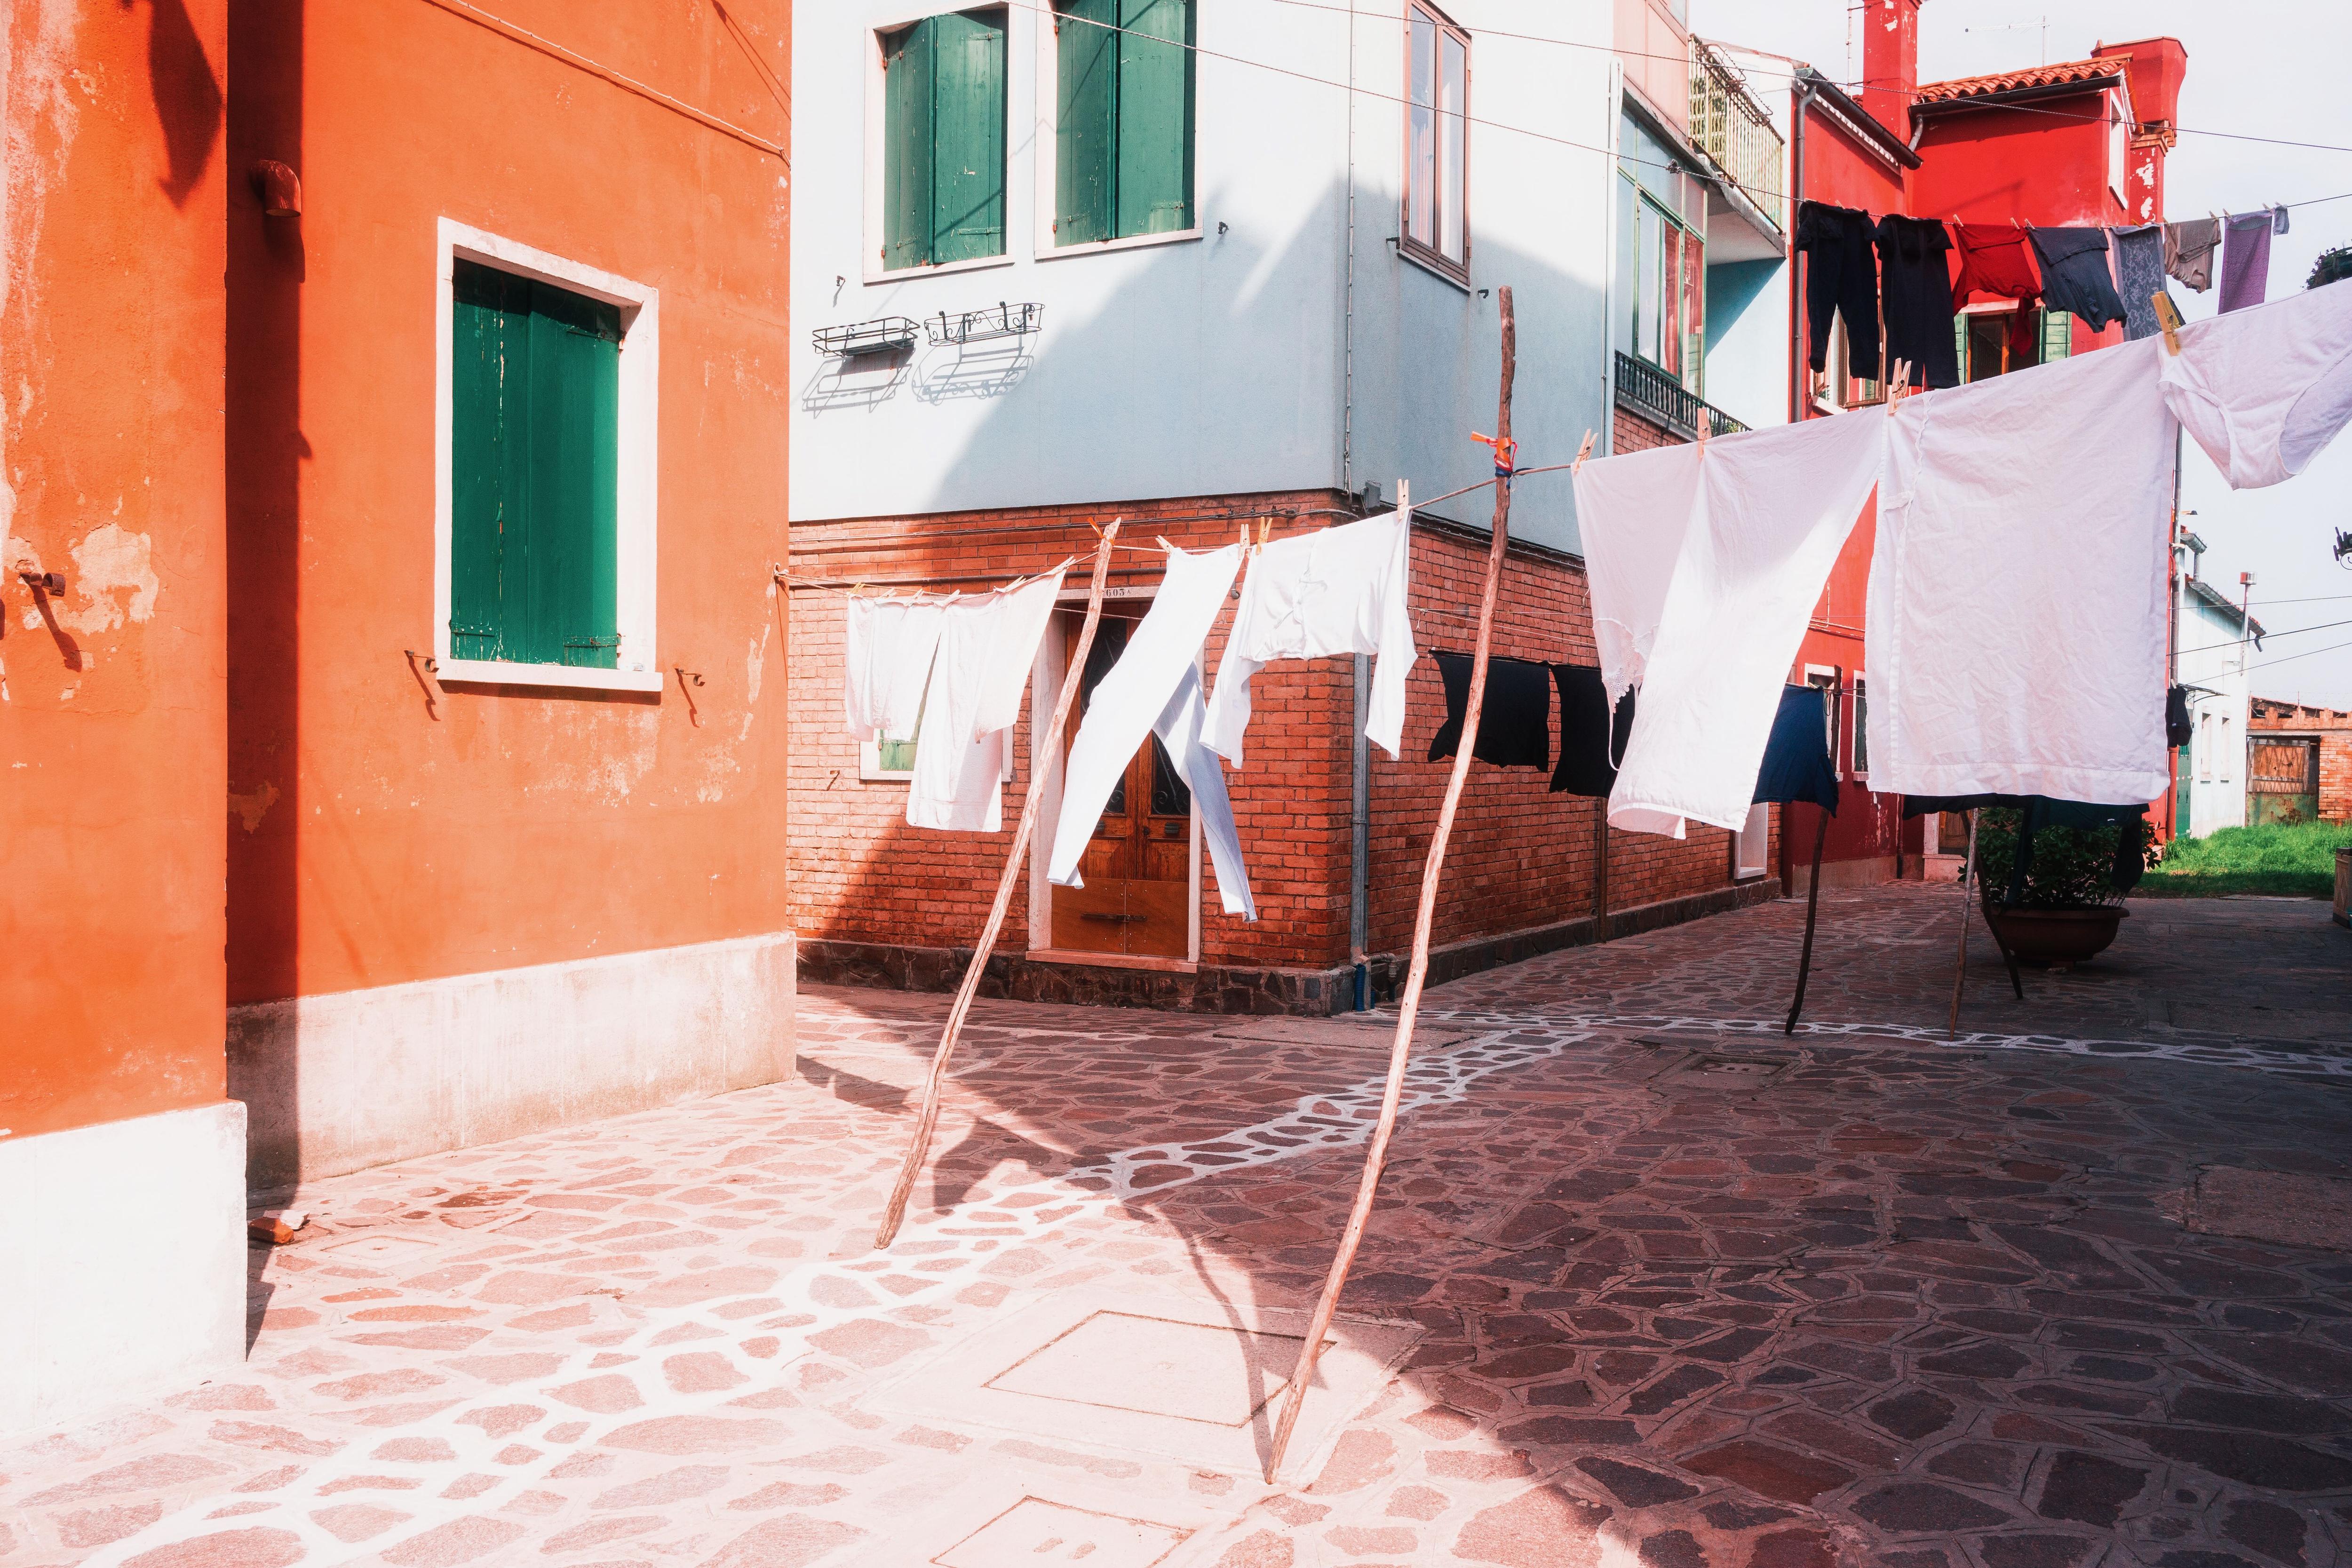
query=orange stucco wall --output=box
[223,0,793,1009]
[2,0,231,1141]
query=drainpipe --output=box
[1351,478,1405,1011]
[1788,73,1818,426]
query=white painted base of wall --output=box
[229,931,795,1192]
[0,1101,247,1436]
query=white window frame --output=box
[2218,714,2234,784]
[433,218,661,693]
[865,4,1022,286]
[1850,673,1867,779]
[2107,94,2130,207]
[1734,803,1771,881]
[1400,0,1471,285]
[2197,711,2214,781]
[1031,1,1203,262]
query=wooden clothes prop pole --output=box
[1263,287,1518,1484]
[1783,806,1830,1033]
[872,524,1122,1250]
[1948,809,1979,1039]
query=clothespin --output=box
[1572,430,1596,473]
[1258,518,1272,548]
[1470,430,1518,478]
[1157,534,1177,555]
[2152,291,2184,357]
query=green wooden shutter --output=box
[447,262,620,669]
[882,20,937,269]
[1115,0,1192,237]
[2041,307,2073,365]
[451,262,525,661]
[931,10,1006,263]
[1953,313,1970,382]
[1056,0,1117,245]
[526,283,621,669]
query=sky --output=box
[1690,0,2352,708]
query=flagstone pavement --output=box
[6,884,2352,1568]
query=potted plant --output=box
[1967,807,2139,968]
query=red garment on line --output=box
[1948,223,2043,363]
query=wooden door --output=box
[1050,611,1193,957]
[2249,737,2320,826]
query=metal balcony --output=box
[1690,38,1785,235]
[1615,351,1748,441]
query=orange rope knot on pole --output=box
[1470,430,1518,480]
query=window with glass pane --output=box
[1404,2,1468,273]
[1054,0,1194,245]
[881,8,1007,271]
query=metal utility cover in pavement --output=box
[866,1286,1424,1473]
[934,1496,1188,1568]
[988,1312,1305,1425]
[1660,1054,1788,1085]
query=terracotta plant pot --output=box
[1983,903,2129,969]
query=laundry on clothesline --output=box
[906,569,1065,833]
[2221,212,2274,313]
[1426,652,1551,771]
[1948,222,2044,362]
[1795,201,1884,382]
[842,593,948,742]
[1549,665,1635,799]
[1752,685,1840,815]
[2027,227,2126,333]
[1048,542,1257,920]
[1202,509,1417,768]
[1870,278,2352,805]
[2164,216,2219,294]
[2111,224,2170,342]
[1588,404,1887,840]
[1875,215,1962,390]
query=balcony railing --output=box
[1690,37,1785,233]
[1615,351,1748,441]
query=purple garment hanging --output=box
[2220,213,2273,313]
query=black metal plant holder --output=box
[926,301,1043,348]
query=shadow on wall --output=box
[793,186,1614,994]
[132,0,224,208]
[224,0,302,1168]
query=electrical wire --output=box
[2242,634,2352,676]
[2178,615,2352,658]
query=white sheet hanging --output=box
[1049,545,1257,919]
[2160,277,2352,489]
[1572,441,1703,708]
[1865,337,2175,803]
[1202,510,1417,766]
[842,593,948,741]
[1605,408,1889,838]
[906,569,1066,833]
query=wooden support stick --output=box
[1263,287,1518,1484]
[1947,809,1979,1039]
[1783,806,1830,1034]
[872,523,1122,1250]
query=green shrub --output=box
[1966,806,2141,909]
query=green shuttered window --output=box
[450,261,622,670]
[1054,0,1195,245]
[883,8,1008,270]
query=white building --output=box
[2174,534,2263,838]
[788,0,1787,550]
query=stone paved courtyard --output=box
[5,884,2352,1568]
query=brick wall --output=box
[2251,699,2352,823]
[1613,405,1679,454]
[787,488,1760,980]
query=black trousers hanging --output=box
[1796,201,1881,380]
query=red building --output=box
[1772,2,2185,879]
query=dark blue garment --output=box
[1427,651,1551,770]
[2028,227,2127,331]
[1752,684,1839,814]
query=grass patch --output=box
[2137,820,2351,899]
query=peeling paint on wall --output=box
[61,523,159,634]
[228,780,279,833]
